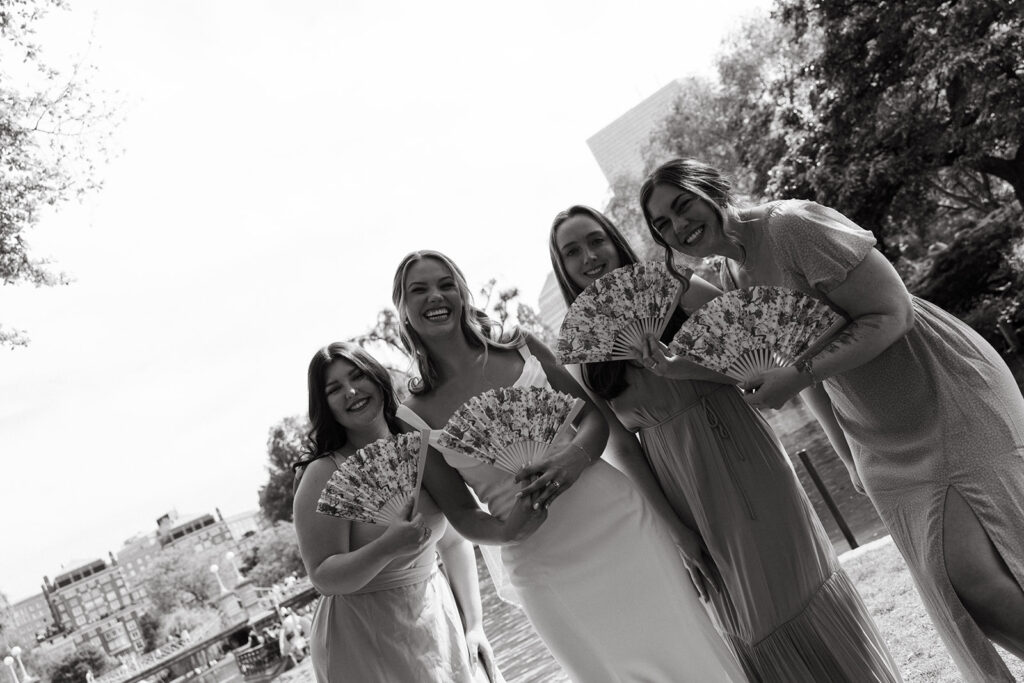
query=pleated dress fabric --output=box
[609,368,901,682]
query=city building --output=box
[537,271,568,335]
[221,509,264,546]
[586,79,686,184]
[4,592,56,647]
[116,532,162,588]
[158,510,233,553]
[43,558,147,657]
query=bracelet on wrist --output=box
[795,358,820,386]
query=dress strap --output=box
[395,404,432,431]
[516,342,532,362]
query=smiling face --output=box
[323,358,385,431]
[644,183,726,259]
[402,257,464,339]
[554,214,623,290]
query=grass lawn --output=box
[841,536,1024,682]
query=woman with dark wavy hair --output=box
[292,341,499,682]
[550,205,899,683]
[390,249,746,683]
[641,157,1024,681]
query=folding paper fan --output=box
[667,286,847,384]
[556,262,684,364]
[316,430,429,525]
[436,386,585,474]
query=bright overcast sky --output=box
[0,0,771,601]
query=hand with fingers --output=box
[641,334,733,383]
[464,625,500,682]
[500,491,549,543]
[379,497,434,558]
[738,366,810,410]
[514,441,593,511]
[673,527,721,603]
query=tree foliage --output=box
[0,0,117,346]
[242,521,305,587]
[771,0,1024,250]
[49,644,111,683]
[139,545,220,614]
[257,415,310,524]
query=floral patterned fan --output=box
[557,262,683,364]
[317,430,429,525]
[436,386,584,474]
[667,286,846,384]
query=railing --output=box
[95,621,222,683]
[232,640,289,681]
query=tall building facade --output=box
[158,511,233,553]
[585,79,686,184]
[4,592,56,647]
[116,533,162,588]
[43,558,147,657]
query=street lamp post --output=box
[224,551,244,583]
[209,564,228,594]
[3,656,19,683]
[8,648,31,683]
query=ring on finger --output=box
[550,480,561,489]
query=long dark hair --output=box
[640,158,737,281]
[294,342,401,474]
[549,205,686,400]
[391,250,522,395]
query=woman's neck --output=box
[422,331,484,382]
[347,418,392,449]
[722,210,755,264]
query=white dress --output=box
[397,345,747,683]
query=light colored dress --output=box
[398,345,747,683]
[723,199,1024,682]
[609,369,901,682]
[308,454,479,683]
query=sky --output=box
[0,0,772,602]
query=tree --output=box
[257,415,310,523]
[139,545,220,613]
[0,0,117,346]
[479,279,557,346]
[137,611,161,653]
[771,0,1024,251]
[49,644,111,683]
[155,606,221,645]
[243,521,305,587]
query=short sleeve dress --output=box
[723,199,1024,682]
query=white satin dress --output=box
[397,345,747,683]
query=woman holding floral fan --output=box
[549,205,900,682]
[391,249,746,683]
[640,157,1024,681]
[292,341,499,682]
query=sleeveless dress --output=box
[609,370,901,682]
[723,199,1024,682]
[308,454,481,682]
[397,345,747,683]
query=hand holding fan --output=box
[436,386,584,474]
[667,286,846,384]
[316,430,429,525]
[556,262,684,364]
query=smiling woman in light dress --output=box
[641,157,1024,682]
[548,205,900,683]
[390,249,747,683]
[292,341,499,682]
